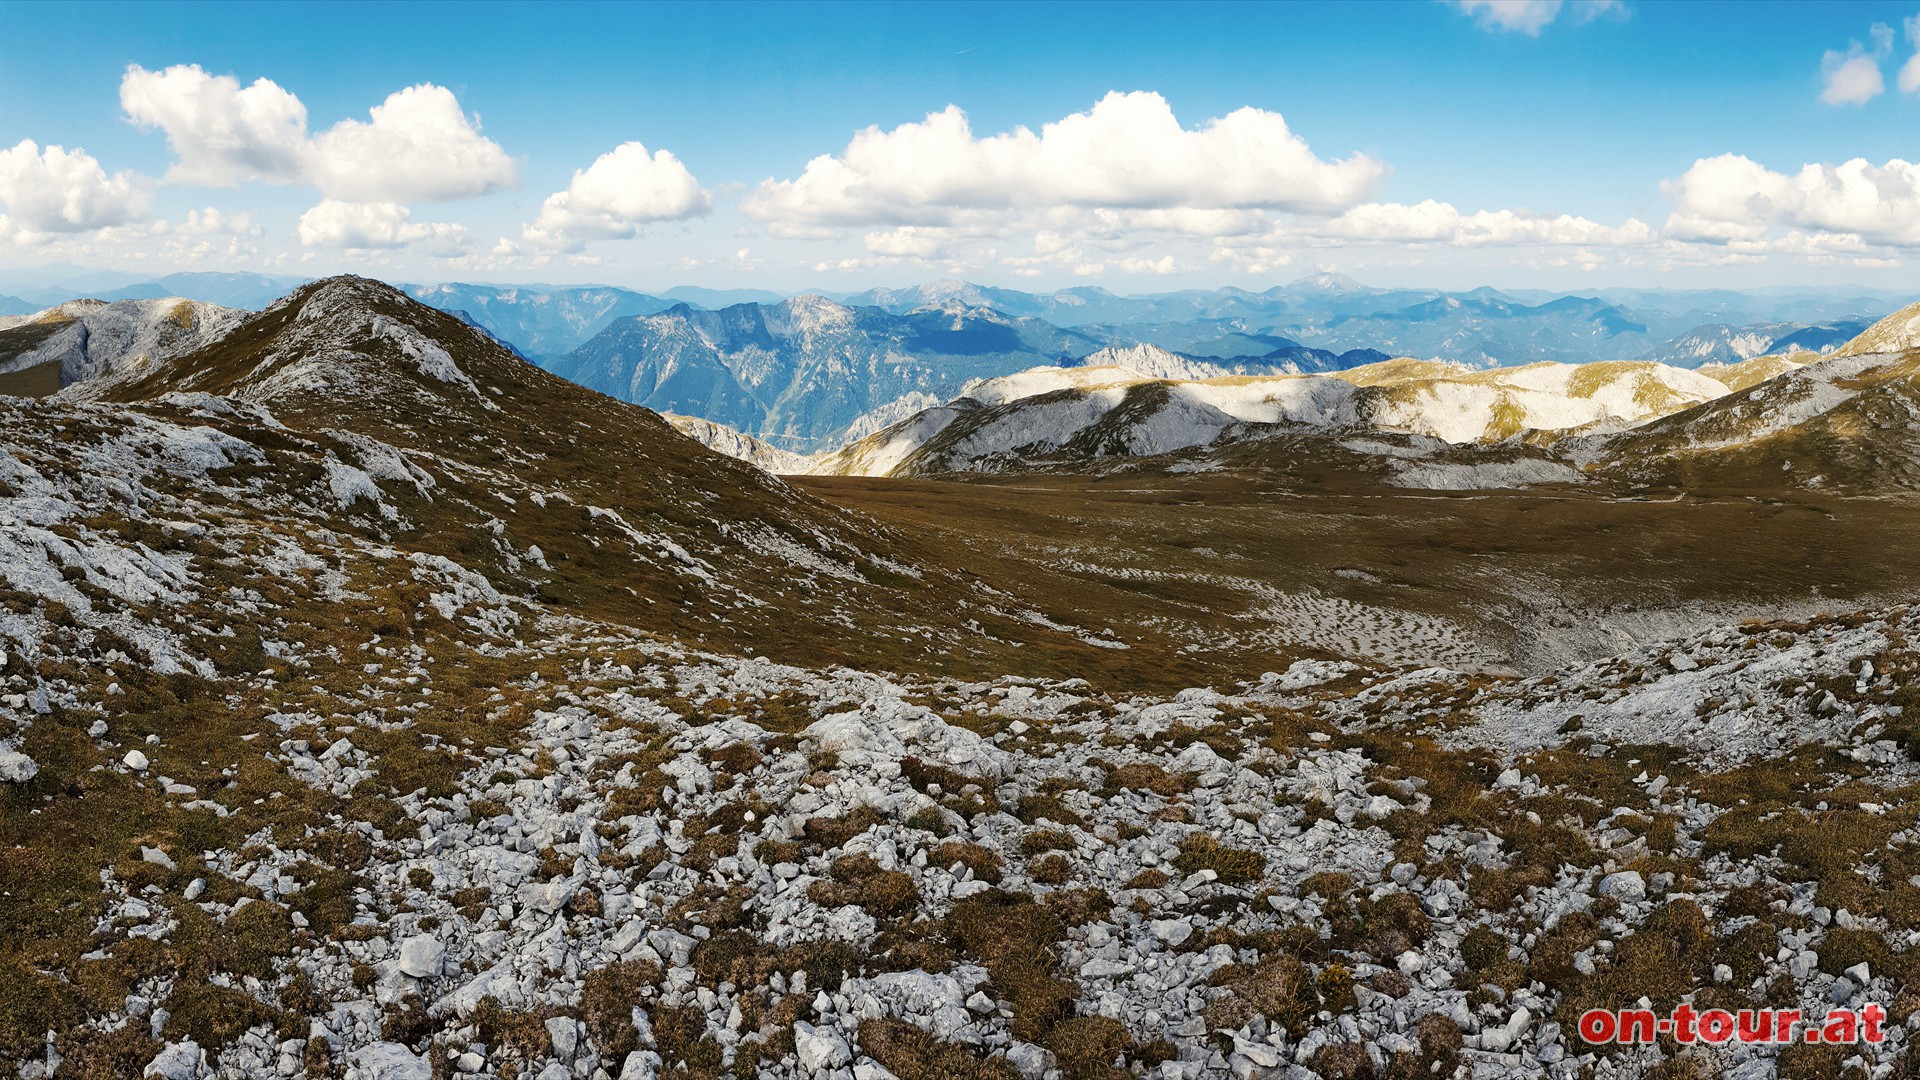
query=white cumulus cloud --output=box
[0,140,150,232]
[121,64,309,186]
[120,64,515,202]
[310,84,517,202]
[522,141,711,251]
[297,199,471,254]
[1819,24,1893,106]
[1664,153,1920,247]
[741,91,1384,232]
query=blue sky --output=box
[4,0,1920,291]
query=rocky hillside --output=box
[74,277,1150,676]
[4,274,1920,1080]
[1587,350,1920,493]
[5,521,1919,1079]
[798,357,1734,479]
[757,306,1920,489]
[1697,353,1813,393]
[665,414,817,476]
[0,297,245,395]
[1074,342,1389,379]
[1835,300,1920,357]
[1638,320,1868,367]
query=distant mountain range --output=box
[0,271,308,311]
[521,283,1880,451]
[660,301,1920,500]
[835,277,1898,367]
[544,296,1119,452]
[0,272,1903,455]
[406,283,681,357]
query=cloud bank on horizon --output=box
[4,2,1920,289]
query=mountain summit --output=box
[78,276,1120,670]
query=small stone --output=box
[1005,1043,1053,1080]
[619,1051,663,1080]
[1597,871,1645,902]
[141,847,176,871]
[143,1040,207,1080]
[124,750,150,772]
[0,750,37,784]
[1505,1007,1531,1041]
[545,1016,578,1060]
[397,935,445,979]
[88,720,108,738]
[1231,1038,1281,1068]
[183,879,206,902]
[1362,794,1399,819]
[346,1042,431,1080]
[1149,918,1193,946]
[1845,961,1871,984]
[1790,950,1818,980]
[793,1022,850,1074]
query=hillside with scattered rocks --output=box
[2,277,1919,1080]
